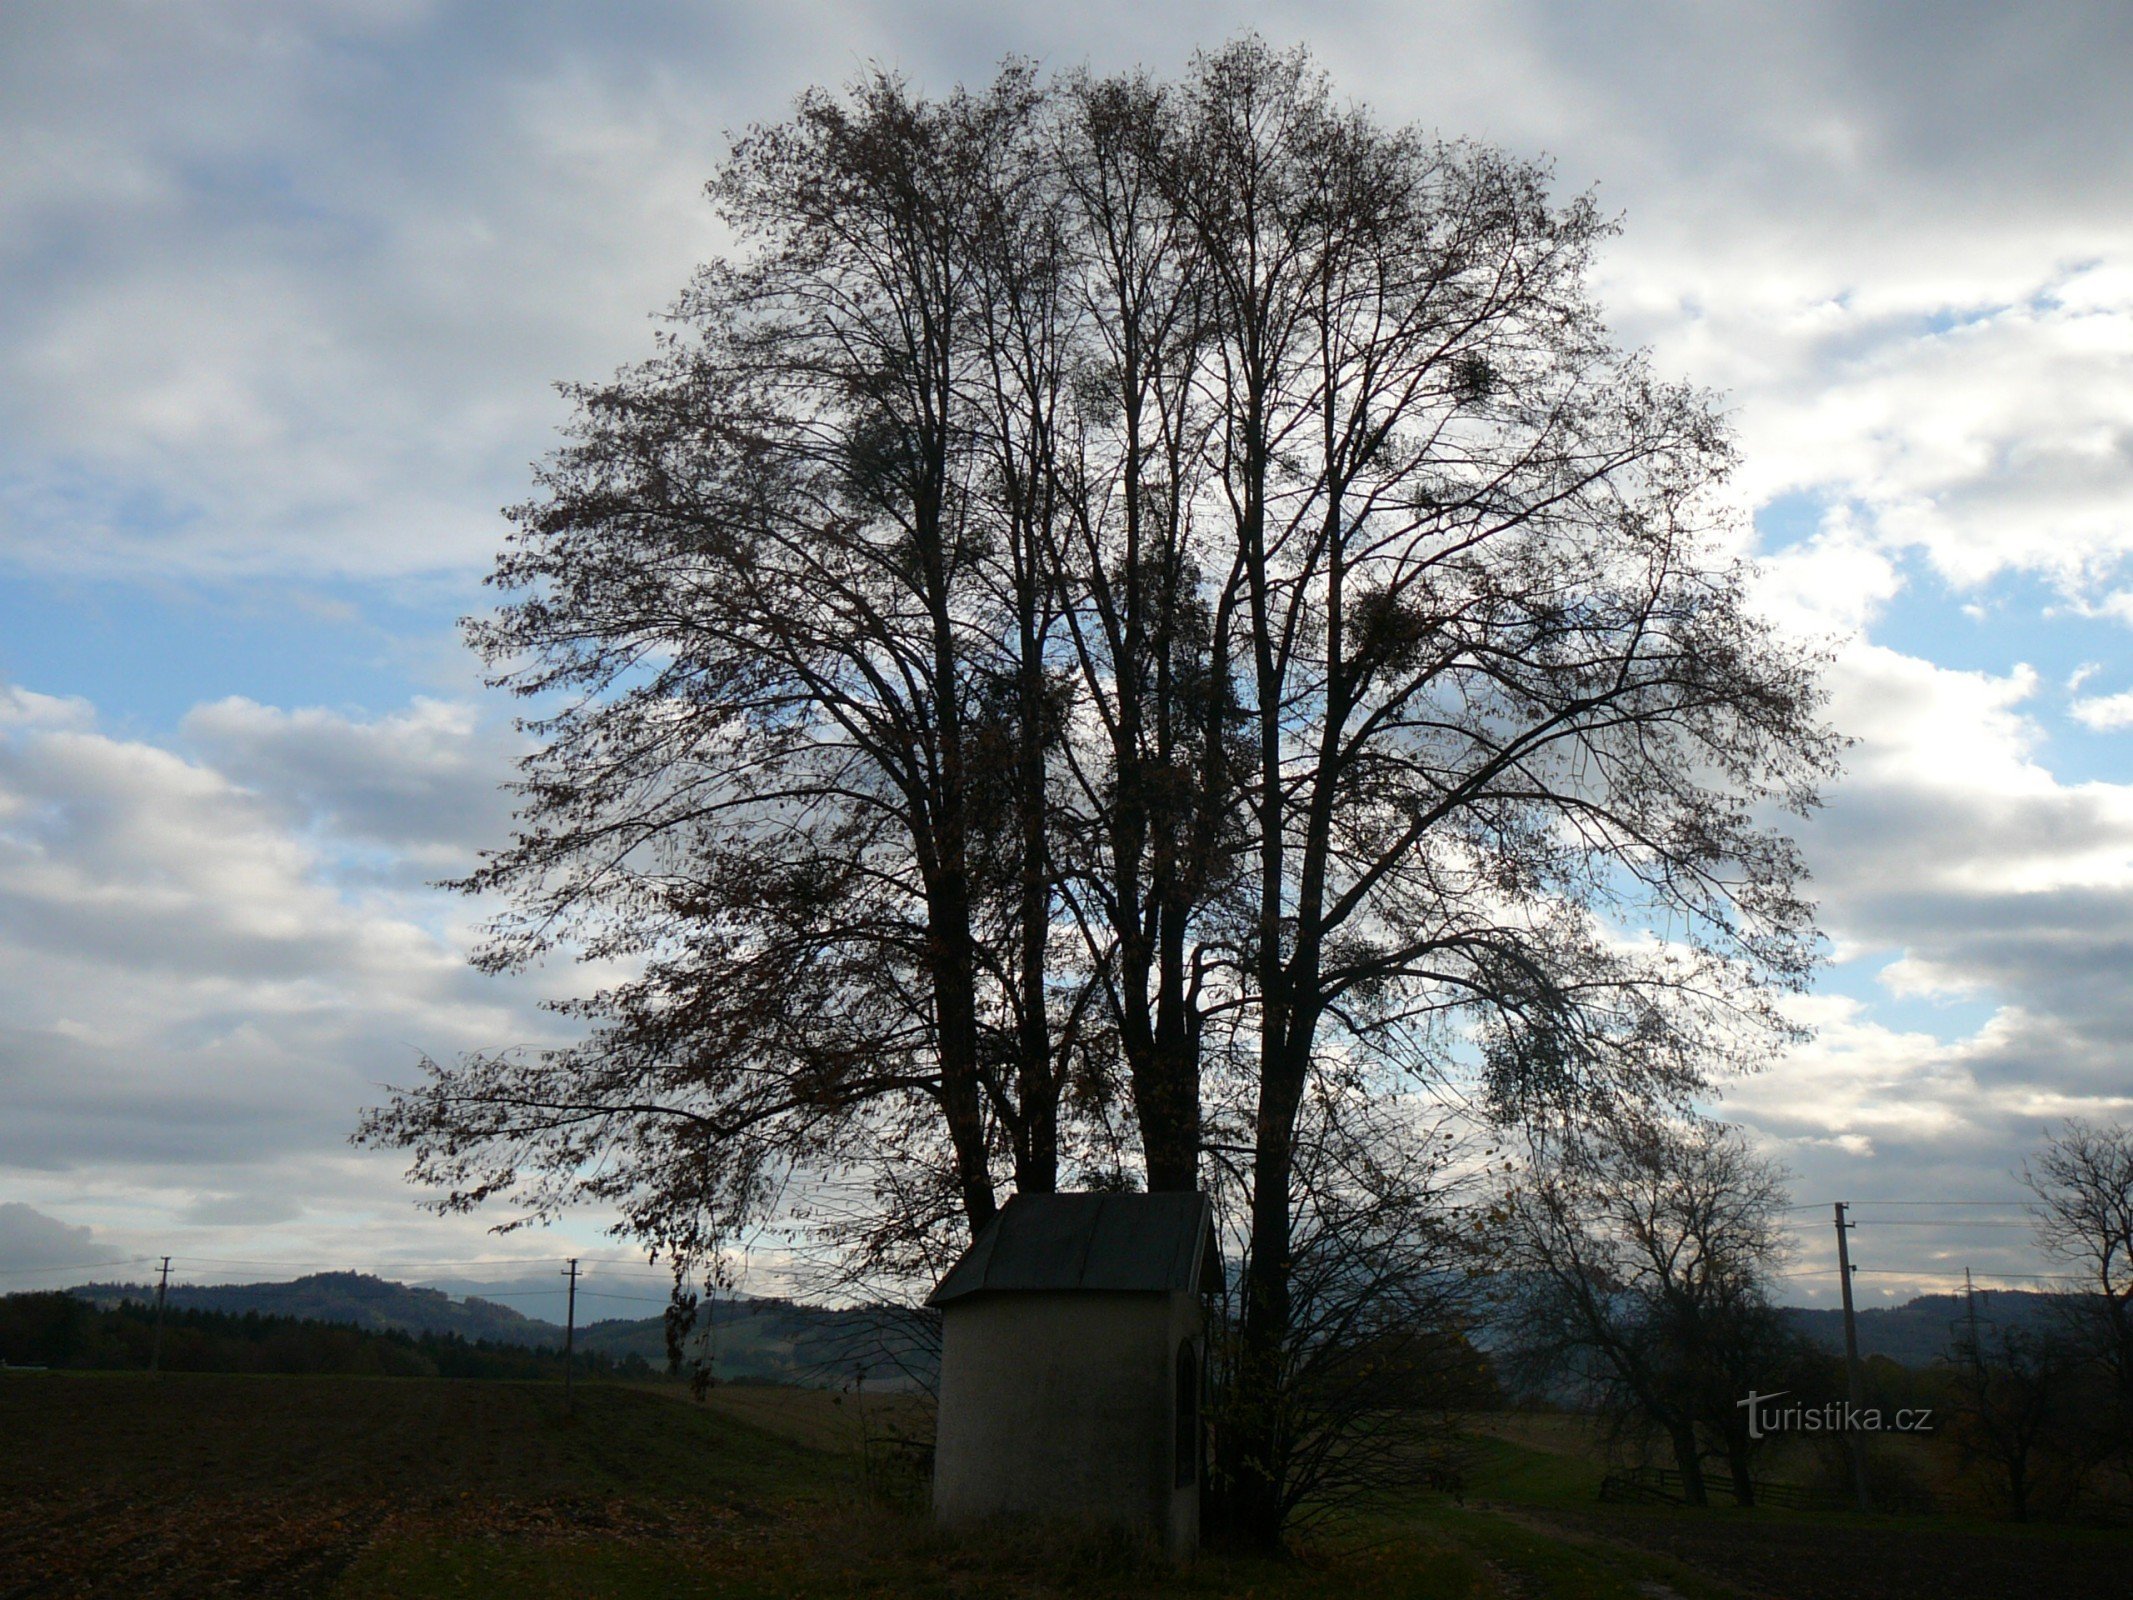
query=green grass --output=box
[1461,1430,1611,1508]
[1436,1407,2133,1600]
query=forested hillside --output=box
[1781,1290,2066,1367]
[0,1292,653,1379]
[25,1274,936,1386]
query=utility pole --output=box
[148,1256,171,1376]
[1833,1203,1871,1512]
[562,1258,579,1418]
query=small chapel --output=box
[927,1190,1224,1559]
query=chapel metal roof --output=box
[926,1191,1223,1307]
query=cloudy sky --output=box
[3,0,2129,1311]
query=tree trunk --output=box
[1668,1425,1708,1508]
[1014,573,1057,1196]
[1221,1021,1307,1549]
[1142,900,1200,1191]
[1115,895,1200,1193]
[2006,1447,2029,1522]
[928,877,998,1236]
[1724,1436,1756,1507]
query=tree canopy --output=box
[359,37,1838,1540]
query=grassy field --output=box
[1454,1424,2133,1600]
[2,1372,2126,1599]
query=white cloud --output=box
[0,4,738,580]
[0,690,584,1268]
[1749,513,1903,639]
[2,1,2129,604]
[1826,645,2046,793]
[1771,289,2133,594]
[2070,687,2133,731]
[181,694,521,867]
[0,685,94,732]
[0,1201,123,1277]
[1811,645,2133,907]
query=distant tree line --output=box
[1812,1280,2131,1524]
[1494,1117,2133,1525]
[0,1292,660,1382]
[1934,1116,2133,1523]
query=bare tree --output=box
[1496,1119,1798,1507]
[359,42,1836,1547]
[1945,1284,2080,1522]
[2024,1118,2133,1457]
[358,68,1092,1283]
[1203,1093,1496,1531]
[1049,69,1245,1196]
[1121,42,1834,1537]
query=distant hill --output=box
[576,1295,937,1388]
[1781,1289,2069,1367]
[64,1272,936,1387]
[0,1291,650,1380]
[53,1274,2069,1385]
[72,1272,564,1348]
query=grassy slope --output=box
[4,1375,2125,1599]
[1455,1413,2133,1600]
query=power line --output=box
[1777,1272,2069,1286]
[1778,1198,2030,1211]
[1774,1265,2070,1283]
[1849,1220,2032,1229]
[570,1289,679,1307]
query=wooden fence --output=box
[1597,1464,1836,1510]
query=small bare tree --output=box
[2023,1118,2133,1461]
[1944,1287,2080,1522]
[1496,1119,1796,1506]
[1202,1092,1496,1531]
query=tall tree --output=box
[359,68,1084,1281]
[361,42,1836,1541]
[1051,69,1245,1195]
[1131,42,1833,1534]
